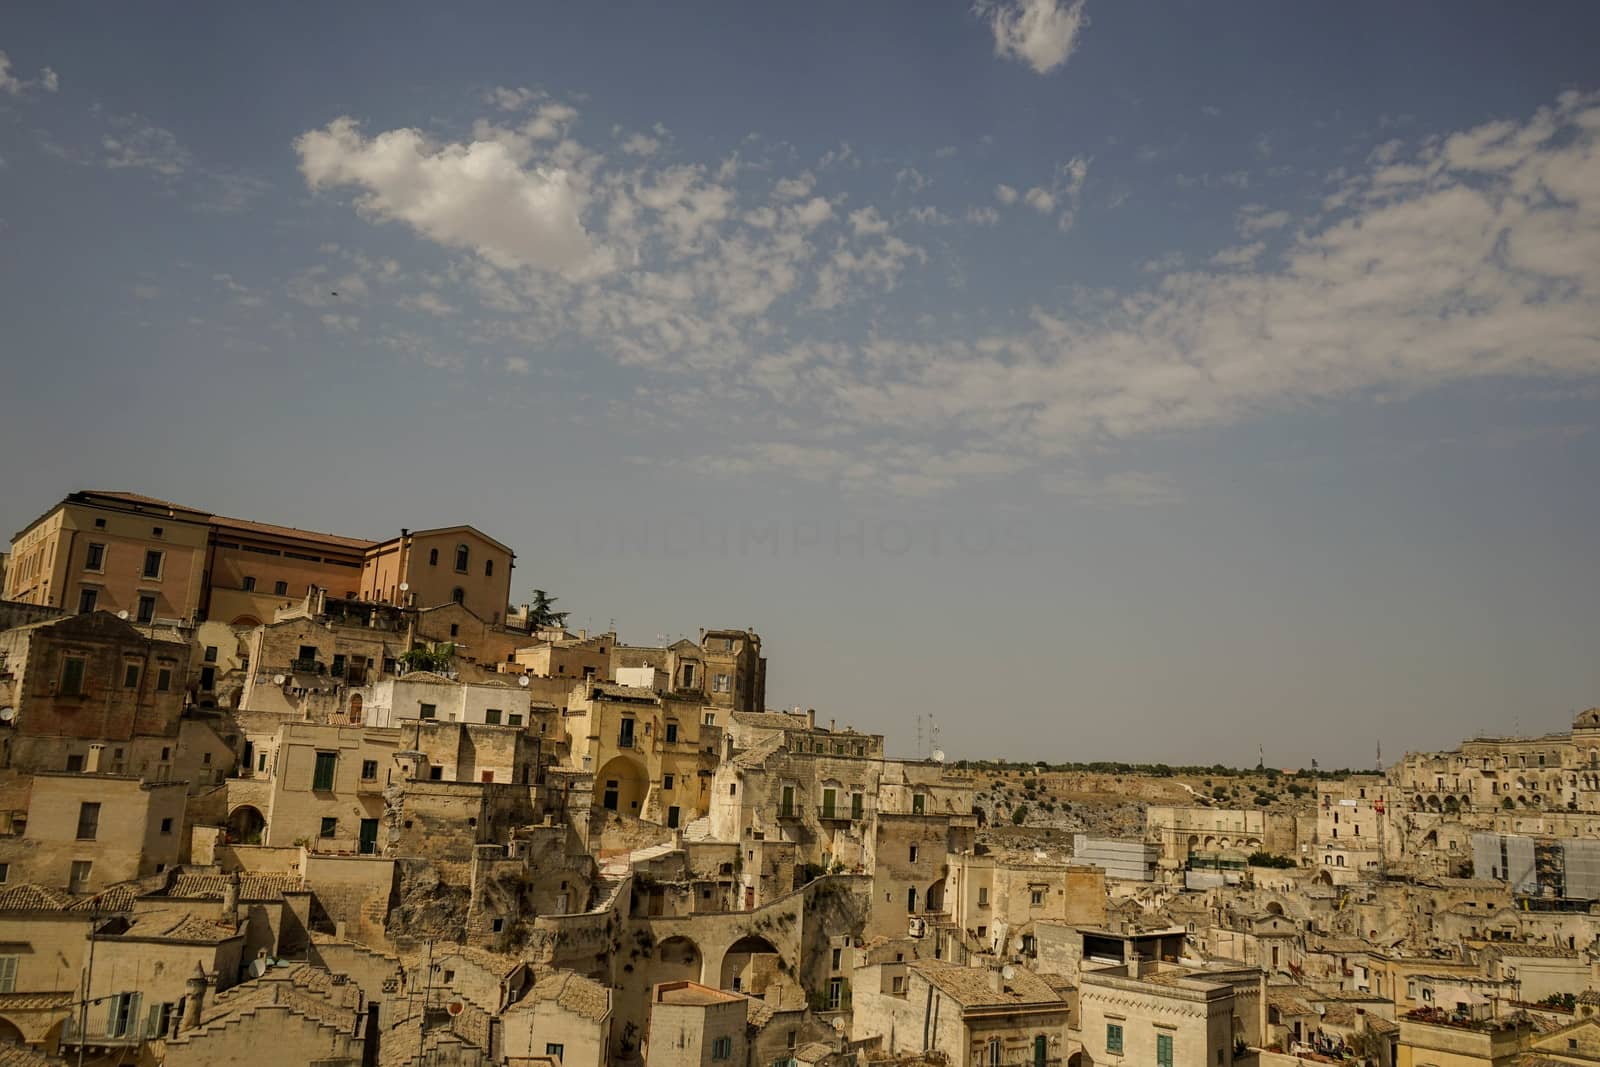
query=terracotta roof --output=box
[910,960,1065,1010]
[1495,945,1580,959]
[210,514,376,552]
[187,963,364,1034]
[0,885,77,912]
[71,884,140,912]
[0,1040,67,1066]
[511,971,611,1022]
[1577,990,1600,1006]
[167,872,302,901]
[115,911,241,944]
[733,712,812,730]
[79,490,200,512]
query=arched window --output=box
[484,559,493,577]
[454,544,469,572]
[988,1038,1001,1066]
[348,694,363,725]
[452,587,465,605]
[428,548,438,566]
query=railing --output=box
[290,658,324,674]
[818,806,859,821]
[617,734,635,749]
[61,1015,162,1046]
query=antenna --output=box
[930,715,941,762]
[915,715,923,760]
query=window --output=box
[704,712,716,725]
[77,588,98,614]
[0,864,7,884]
[76,803,101,840]
[313,751,337,791]
[454,544,469,572]
[142,550,164,579]
[94,517,106,528]
[1157,1032,1174,1067]
[508,712,523,727]
[320,817,338,838]
[663,774,674,790]
[828,978,844,1009]
[428,547,439,566]
[822,787,837,818]
[108,992,138,1038]
[452,587,465,605]
[912,793,926,814]
[485,559,493,576]
[891,975,904,993]
[681,664,696,689]
[160,817,173,834]
[419,703,437,720]
[491,917,504,932]
[85,543,105,571]
[485,708,503,725]
[712,1038,734,1062]
[274,580,288,596]
[429,766,444,781]
[361,760,378,780]
[204,645,218,663]
[665,722,678,743]
[156,668,172,691]
[137,594,156,623]
[851,792,865,818]
[0,956,12,994]
[60,656,86,696]
[123,663,141,688]
[1031,888,1045,905]
[987,1038,1001,1066]
[667,805,680,828]
[909,845,918,863]
[713,672,730,693]
[242,576,256,591]
[69,860,92,887]
[200,666,215,690]
[151,526,163,538]
[1035,1035,1049,1067]
[546,1045,564,1062]
[978,887,989,907]
[832,947,842,969]
[1106,1023,1124,1055]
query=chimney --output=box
[805,708,816,729]
[220,870,241,931]
[987,968,1004,993]
[183,964,209,1030]
[85,744,106,774]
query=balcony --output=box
[289,658,325,675]
[817,806,860,823]
[617,734,635,749]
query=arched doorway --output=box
[656,936,703,984]
[719,934,781,993]
[348,693,363,725]
[0,1017,23,1045]
[595,756,649,816]
[227,805,266,845]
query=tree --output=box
[400,643,455,673]
[527,588,569,631]
[1011,805,1029,825]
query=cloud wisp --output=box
[976,0,1089,76]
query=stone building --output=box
[563,681,720,828]
[359,525,515,623]
[1145,805,1297,872]
[942,853,1107,961]
[644,980,748,1067]
[235,592,410,722]
[0,611,190,775]
[201,514,374,628]
[851,958,1071,1066]
[609,629,766,714]
[1076,961,1256,1067]
[0,772,188,891]
[498,969,613,1067]
[366,673,532,733]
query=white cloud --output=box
[620,132,661,157]
[965,206,1000,225]
[979,0,1089,76]
[1022,186,1054,213]
[488,86,537,112]
[1237,207,1291,237]
[0,51,57,95]
[504,355,531,374]
[296,117,611,280]
[848,206,890,236]
[102,115,190,176]
[995,183,1018,205]
[1209,241,1264,267]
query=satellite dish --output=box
[117,610,130,620]
[0,708,15,723]
[398,582,409,592]
[831,1017,846,1032]
[1001,964,1017,981]
[446,999,465,1017]
[932,749,946,764]
[518,675,530,687]
[272,674,287,686]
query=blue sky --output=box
[3,1,1598,766]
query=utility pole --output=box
[76,895,100,1067]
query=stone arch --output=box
[227,805,266,845]
[1266,901,1285,916]
[0,1017,23,1045]
[719,934,782,993]
[1442,796,1460,815]
[1204,836,1218,849]
[596,755,649,816]
[230,614,262,628]
[1246,838,1262,850]
[1315,869,1334,886]
[655,935,703,984]
[925,878,945,913]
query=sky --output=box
[2,1,1598,768]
